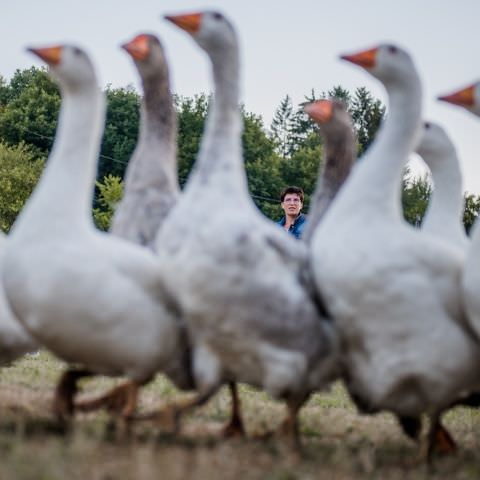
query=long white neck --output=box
[185,44,247,198]
[12,84,105,235]
[422,146,467,249]
[332,75,422,222]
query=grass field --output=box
[1,351,480,480]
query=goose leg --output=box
[429,418,457,457]
[220,382,245,438]
[397,415,422,440]
[279,395,308,451]
[415,413,457,463]
[75,380,141,439]
[75,380,140,418]
[53,368,92,426]
[133,386,219,434]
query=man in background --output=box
[277,186,307,239]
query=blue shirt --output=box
[277,213,307,239]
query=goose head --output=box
[341,43,418,89]
[438,81,480,117]
[27,44,97,93]
[164,10,237,58]
[122,33,168,81]
[303,99,354,137]
[415,121,455,160]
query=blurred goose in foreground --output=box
[439,82,480,364]
[74,34,194,417]
[152,10,340,444]
[302,99,355,243]
[310,44,480,460]
[415,121,468,251]
[110,33,180,248]
[1,44,189,424]
[0,233,38,364]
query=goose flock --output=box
[1,9,480,463]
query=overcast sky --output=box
[2,0,480,194]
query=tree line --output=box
[0,66,479,233]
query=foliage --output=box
[0,67,60,158]
[463,192,480,234]
[0,142,44,232]
[349,87,385,156]
[92,174,124,231]
[174,93,209,186]
[98,86,140,180]
[242,109,284,218]
[269,95,298,158]
[401,171,431,226]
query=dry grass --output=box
[1,352,480,479]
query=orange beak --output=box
[304,100,333,124]
[340,47,378,69]
[122,34,150,61]
[164,12,202,34]
[27,45,62,66]
[438,84,476,108]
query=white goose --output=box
[110,33,180,248]
[310,44,480,459]
[73,34,195,417]
[439,82,480,356]
[154,11,340,442]
[1,44,189,423]
[415,121,468,251]
[302,99,356,243]
[0,233,38,364]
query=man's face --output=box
[281,193,303,217]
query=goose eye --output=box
[387,45,398,54]
[213,12,223,20]
[72,47,82,56]
[425,122,431,129]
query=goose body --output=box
[156,12,339,407]
[310,45,480,418]
[111,34,179,249]
[0,233,38,363]
[415,121,468,251]
[1,45,188,392]
[440,82,480,342]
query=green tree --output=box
[350,87,385,156]
[463,192,480,234]
[0,67,60,157]
[270,95,298,158]
[0,75,9,107]
[92,174,124,231]
[401,171,431,226]
[242,109,283,218]
[0,142,44,232]
[98,85,140,180]
[175,93,209,186]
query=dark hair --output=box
[280,186,304,203]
